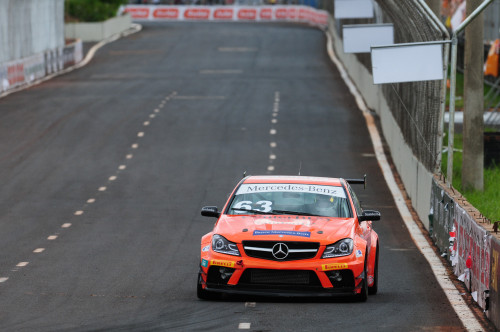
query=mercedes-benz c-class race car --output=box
[197,175,380,301]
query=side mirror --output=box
[358,210,381,222]
[201,206,220,218]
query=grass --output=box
[441,132,500,222]
[445,71,500,109]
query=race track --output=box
[0,22,465,331]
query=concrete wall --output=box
[65,14,132,42]
[327,19,433,229]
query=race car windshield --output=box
[227,183,352,218]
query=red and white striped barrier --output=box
[121,5,329,28]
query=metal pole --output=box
[446,0,494,188]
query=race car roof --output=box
[243,175,343,186]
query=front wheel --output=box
[368,245,379,295]
[197,272,219,300]
[356,259,368,302]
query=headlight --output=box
[322,239,354,258]
[212,234,241,256]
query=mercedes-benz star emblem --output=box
[272,243,289,260]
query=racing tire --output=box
[356,258,368,302]
[197,272,219,300]
[368,245,379,295]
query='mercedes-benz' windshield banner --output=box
[236,184,346,198]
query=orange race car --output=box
[197,175,380,301]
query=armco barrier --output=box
[430,177,496,317]
[120,5,328,28]
[0,40,82,95]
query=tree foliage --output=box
[65,0,128,22]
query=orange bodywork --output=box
[198,176,379,299]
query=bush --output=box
[65,0,128,22]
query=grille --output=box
[242,241,319,261]
[239,269,321,286]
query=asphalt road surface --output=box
[0,22,465,331]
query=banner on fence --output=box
[121,5,329,28]
[490,238,500,326]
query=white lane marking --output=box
[270,142,277,148]
[98,186,107,191]
[173,96,226,100]
[137,132,144,137]
[109,176,117,181]
[199,69,243,74]
[33,248,45,253]
[267,165,275,171]
[155,108,160,113]
[362,153,376,157]
[245,302,256,308]
[0,277,8,283]
[271,119,277,124]
[47,235,58,240]
[149,114,156,118]
[131,143,139,149]
[16,262,29,267]
[143,121,150,126]
[62,223,72,228]
[126,154,133,159]
[218,47,257,52]
[326,30,483,332]
[269,154,276,160]
[118,165,126,170]
[238,323,251,330]
[74,210,83,216]
[87,198,96,203]
[270,129,277,135]
[272,113,278,117]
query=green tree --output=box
[65,0,128,22]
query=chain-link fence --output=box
[326,0,448,173]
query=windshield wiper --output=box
[271,209,322,217]
[230,208,276,215]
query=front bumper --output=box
[199,252,365,297]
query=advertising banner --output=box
[122,5,328,28]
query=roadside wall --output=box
[65,14,132,42]
[326,17,434,229]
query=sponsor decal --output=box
[184,8,210,20]
[238,8,257,20]
[236,184,346,198]
[356,250,363,258]
[211,259,235,268]
[153,8,179,19]
[202,245,210,252]
[322,263,348,271]
[253,230,311,238]
[201,259,208,267]
[275,8,287,19]
[254,218,311,226]
[214,8,233,20]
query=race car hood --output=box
[214,214,355,244]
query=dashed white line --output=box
[238,323,251,330]
[98,186,107,192]
[149,114,156,118]
[270,142,277,148]
[74,210,83,216]
[0,277,8,283]
[267,166,275,171]
[126,154,133,159]
[47,235,58,240]
[33,248,45,253]
[118,165,126,170]
[87,198,96,203]
[16,262,29,267]
[137,132,144,137]
[271,119,277,124]
[131,143,139,149]
[270,129,277,135]
[62,223,72,228]
[109,176,117,181]
[269,154,276,160]
[143,121,150,126]
[154,108,160,113]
